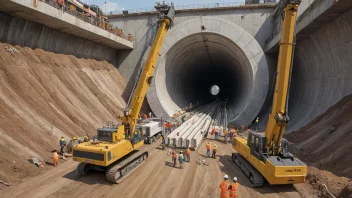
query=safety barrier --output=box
[109,0,277,15]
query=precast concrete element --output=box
[0,0,132,50]
[147,17,269,127]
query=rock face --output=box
[0,43,126,185]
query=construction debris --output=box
[4,46,19,53]
[0,180,10,186]
[29,158,44,168]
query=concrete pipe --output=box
[147,17,269,126]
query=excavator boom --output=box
[124,3,175,136]
[232,0,307,187]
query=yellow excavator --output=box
[232,0,307,187]
[72,2,175,183]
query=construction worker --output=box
[229,177,239,198]
[52,150,59,167]
[143,114,148,120]
[173,148,177,167]
[212,144,217,159]
[167,122,173,133]
[84,136,89,142]
[59,136,66,154]
[161,137,166,150]
[215,127,219,140]
[178,151,184,169]
[185,147,191,162]
[219,175,229,198]
[224,128,229,144]
[206,142,211,157]
[241,125,245,132]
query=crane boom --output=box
[265,0,300,156]
[124,3,175,136]
[232,0,306,187]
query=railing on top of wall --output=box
[108,0,277,16]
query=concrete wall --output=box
[109,7,275,79]
[0,12,119,66]
[287,8,352,131]
[109,7,275,112]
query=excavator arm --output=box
[123,2,175,136]
[264,0,301,155]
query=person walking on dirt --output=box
[206,142,211,157]
[59,136,66,154]
[178,151,184,169]
[161,137,166,150]
[255,117,259,131]
[229,177,239,198]
[52,150,59,167]
[224,128,229,144]
[215,127,219,140]
[185,147,191,162]
[212,144,217,159]
[219,175,229,198]
[173,148,177,167]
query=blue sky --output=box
[83,0,245,13]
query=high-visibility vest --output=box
[219,181,229,198]
[256,118,259,123]
[229,183,239,198]
[53,152,59,160]
[173,150,177,158]
[206,144,210,150]
[213,145,217,152]
[186,148,191,154]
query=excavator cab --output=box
[247,132,295,163]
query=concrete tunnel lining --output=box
[146,17,269,126]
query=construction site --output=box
[0,0,352,197]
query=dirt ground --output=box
[0,43,126,186]
[0,139,317,198]
[286,95,352,197]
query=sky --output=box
[83,0,245,13]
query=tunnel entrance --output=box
[147,17,269,126]
[164,33,253,116]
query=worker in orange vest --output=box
[219,175,229,198]
[52,150,59,167]
[229,177,239,198]
[185,147,191,162]
[173,148,177,167]
[143,114,148,120]
[206,142,211,157]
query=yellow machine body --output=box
[232,1,307,186]
[73,125,144,167]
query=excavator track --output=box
[231,153,264,187]
[106,150,148,184]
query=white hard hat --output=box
[224,175,229,179]
[233,177,237,181]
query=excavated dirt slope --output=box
[0,43,126,186]
[286,95,352,197]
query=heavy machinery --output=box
[72,2,175,184]
[232,0,307,187]
[141,118,163,144]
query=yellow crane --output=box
[72,2,175,183]
[232,0,307,187]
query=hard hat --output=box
[224,175,229,179]
[73,136,77,140]
[233,177,237,181]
